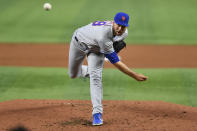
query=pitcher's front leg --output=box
[88,53,104,115]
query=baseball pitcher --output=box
[68,12,147,126]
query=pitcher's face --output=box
[113,22,127,36]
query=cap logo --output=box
[122,16,126,21]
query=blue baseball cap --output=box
[114,12,129,27]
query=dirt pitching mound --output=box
[0,100,197,131]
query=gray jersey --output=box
[69,20,129,116]
[74,21,128,54]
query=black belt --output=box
[75,36,78,42]
[74,36,89,52]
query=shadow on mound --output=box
[8,125,30,131]
[60,117,92,126]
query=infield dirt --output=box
[0,44,197,131]
[0,44,197,68]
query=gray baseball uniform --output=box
[68,20,128,115]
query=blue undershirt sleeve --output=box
[104,51,120,64]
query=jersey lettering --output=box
[92,21,106,26]
[92,21,113,26]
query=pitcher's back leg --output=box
[68,39,87,78]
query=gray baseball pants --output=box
[68,35,104,115]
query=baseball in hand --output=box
[43,3,52,11]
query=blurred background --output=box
[0,0,197,44]
[0,0,197,107]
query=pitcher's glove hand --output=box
[113,40,126,53]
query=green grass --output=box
[0,67,197,107]
[0,0,197,44]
